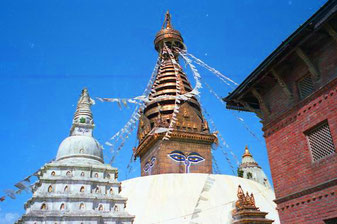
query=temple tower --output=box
[16,88,134,224]
[134,11,216,176]
[238,146,272,189]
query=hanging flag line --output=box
[202,80,263,144]
[178,49,238,87]
[211,154,221,174]
[104,57,163,162]
[102,48,205,161]
[0,159,55,202]
[189,175,216,224]
[198,98,238,174]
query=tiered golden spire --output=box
[136,11,210,146]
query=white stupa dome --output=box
[56,135,103,163]
[121,173,280,224]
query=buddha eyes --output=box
[144,156,156,172]
[150,156,156,165]
[187,155,204,163]
[168,151,204,163]
[144,163,150,172]
[169,153,186,162]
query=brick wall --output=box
[264,79,337,198]
[259,30,337,223]
[277,185,337,224]
[262,34,337,121]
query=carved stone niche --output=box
[232,185,274,224]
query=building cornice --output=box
[274,177,337,204]
[135,130,216,157]
[263,76,337,136]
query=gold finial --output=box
[242,145,252,158]
[162,10,173,29]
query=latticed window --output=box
[306,121,336,162]
[297,74,314,99]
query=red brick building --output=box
[224,1,337,223]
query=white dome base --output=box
[121,173,280,224]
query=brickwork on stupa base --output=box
[138,132,215,175]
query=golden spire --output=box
[162,10,173,29]
[154,11,184,52]
[242,145,252,158]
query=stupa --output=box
[238,146,272,189]
[119,12,280,224]
[16,88,134,224]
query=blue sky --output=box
[0,0,328,220]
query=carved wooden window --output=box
[297,74,314,99]
[306,121,336,162]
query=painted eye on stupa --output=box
[150,156,156,166]
[187,152,204,163]
[168,150,186,162]
[144,162,150,172]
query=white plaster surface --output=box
[121,173,280,224]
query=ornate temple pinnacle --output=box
[70,88,95,136]
[235,185,257,210]
[243,145,252,158]
[154,11,184,52]
[162,10,173,29]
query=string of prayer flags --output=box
[202,81,263,145]
[179,49,238,87]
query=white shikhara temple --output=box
[16,88,134,224]
[238,146,272,189]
